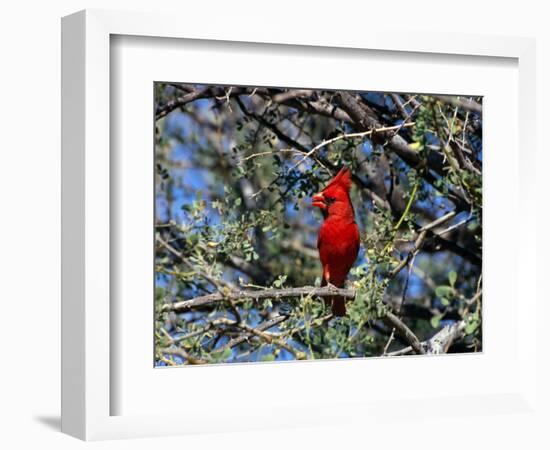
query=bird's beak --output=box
[311,193,326,210]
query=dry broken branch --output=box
[385,319,467,356]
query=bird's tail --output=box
[328,297,346,316]
[321,278,347,316]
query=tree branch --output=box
[385,319,467,356]
[162,285,426,356]
[155,86,263,120]
[161,285,355,313]
[382,310,425,355]
[155,87,210,120]
[156,236,233,290]
[434,95,482,115]
[159,346,208,365]
[219,315,304,357]
[234,93,480,266]
[336,91,471,212]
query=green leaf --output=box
[430,314,443,329]
[261,354,276,362]
[186,233,199,246]
[465,313,480,335]
[448,270,457,287]
[435,285,454,298]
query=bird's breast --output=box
[318,219,360,261]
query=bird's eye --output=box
[325,196,336,204]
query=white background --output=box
[1,1,548,449]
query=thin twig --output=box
[289,122,415,172]
[240,148,307,163]
[156,236,233,290]
[389,210,459,279]
[436,216,474,237]
[383,252,417,355]
[434,95,482,114]
[382,310,425,355]
[418,211,457,232]
[223,315,288,350]
[159,347,208,365]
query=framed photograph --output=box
[62,9,538,441]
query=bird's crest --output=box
[324,167,353,192]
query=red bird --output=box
[312,168,360,316]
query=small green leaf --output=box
[465,313,480,334]
[430,314,443,329]
[186,233,199,246]
[448,270,457,287]
[435,285,454,298]
[261,354,276,362]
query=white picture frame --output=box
[61,9,539,441]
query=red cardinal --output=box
[312,168,360,316]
